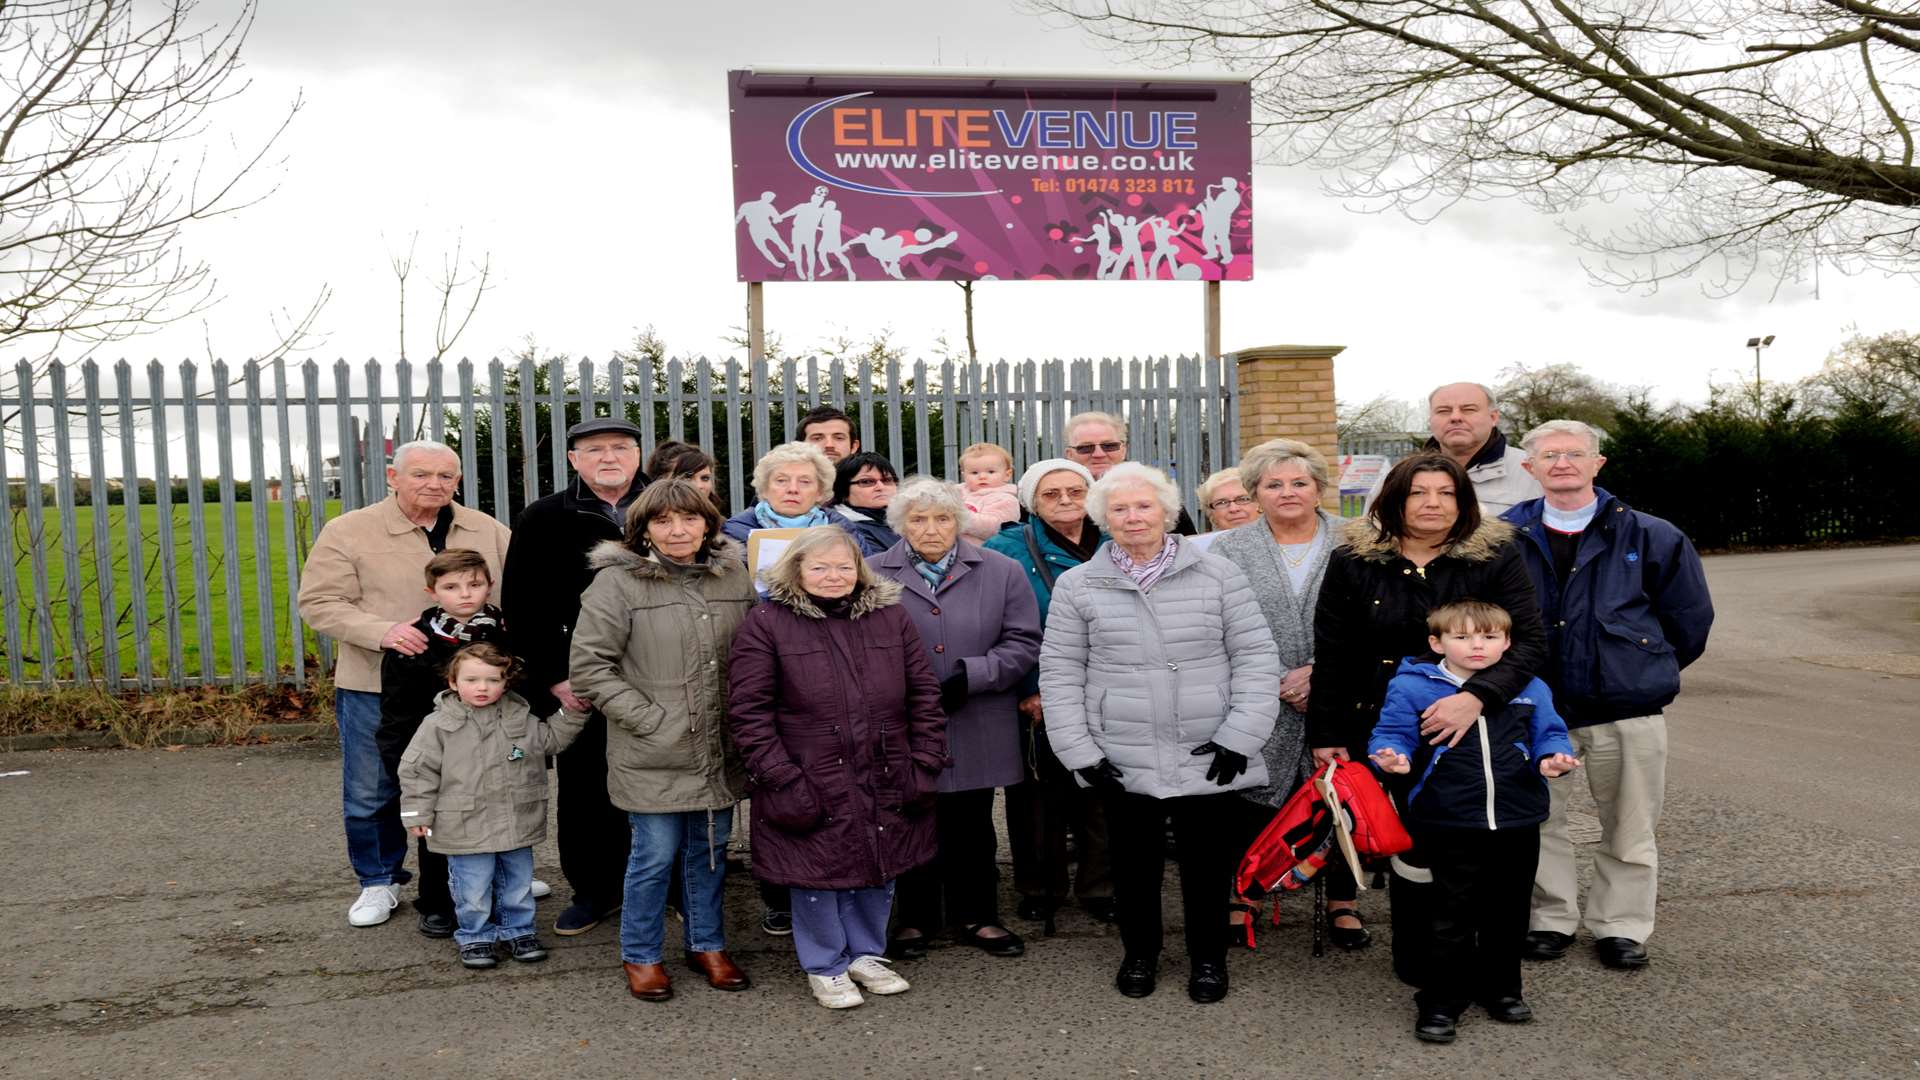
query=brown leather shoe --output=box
[684,950,751,991]
[623,961,673,1001]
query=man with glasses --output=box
[1502,420,1713,972]
[502,416,653,937]
[1060,411,1198,535]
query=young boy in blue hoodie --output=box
[1369,600,1580,1045]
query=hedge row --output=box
[1600,398,1920,550]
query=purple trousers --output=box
[790,882,896,976]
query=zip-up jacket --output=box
[1502,488,1714,728]
[1368,658,1573,831]
[500,472,650,711]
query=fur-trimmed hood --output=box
[1338,516,1515,564]
[763,560,903,620]
[586,537,746,580]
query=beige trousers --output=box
[1531,713,1667,943]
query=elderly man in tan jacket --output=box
[297,440,512,929]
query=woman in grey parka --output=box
[1039,463,1281,1005]
[570,480,756,1003]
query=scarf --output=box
[1109,534,1179,592]
[1042,518,1100,563]
[753,500,833,530]
[908,545,959,591]
[426,604,504,645]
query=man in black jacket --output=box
[501,416,650,936]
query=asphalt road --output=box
[3,544,1917,1079]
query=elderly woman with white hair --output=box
[1196,467,1260,532]
[1038,462,1281,1004]
[870,477,1043,960]
[721,442,841,541]
[1207,438,1353,943]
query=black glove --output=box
[1075,758,1125,791]
[939,672,970,714]
[1192,741,1248,786]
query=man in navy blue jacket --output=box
[1503,419,1714,971]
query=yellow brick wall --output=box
[1234,345,1344,507]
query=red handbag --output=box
[1233,760,1414,947]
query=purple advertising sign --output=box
[728,70,1252,284]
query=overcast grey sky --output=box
[153,0,1917,409]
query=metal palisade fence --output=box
[0,354,1240,690]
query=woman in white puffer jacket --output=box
[1038,462,1281,1007]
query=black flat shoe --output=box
[1483,996,1533,1023]
[1081,897,1118,924]
[416,911,455,939]
[1596,936,1649,969]
[1115,955,1156,998]
[1414,1009,1458,1043]
[963,924,1025,957]
[888,931,928,961]
[1187,961,1228,1004]
[1523,930,1574,960]
[1328,907,1371,950]
[1016,896,1057,921]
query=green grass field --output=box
[3,499,344,686]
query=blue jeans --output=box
[337,689,409,888]
[447,847,536,947]
[620,809,733,965]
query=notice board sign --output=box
[728,69,1253,284]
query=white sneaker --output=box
[347,884,399,928]
[846,955,910,995]
[807,972,866,1009]
[530,878,552,900]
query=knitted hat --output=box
[1016,458,1096,512]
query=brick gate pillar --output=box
[1233,344,1343,466]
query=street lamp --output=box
[1745,334,1774,400]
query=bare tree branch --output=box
[0,0,296,382]
[1032,0,1920,289]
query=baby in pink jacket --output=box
[957,442,1021,543]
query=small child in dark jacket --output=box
[377,548,512,938]
[1369,600,1579,1045]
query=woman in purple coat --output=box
[869,478,1043,960]
[727,527,948,1010]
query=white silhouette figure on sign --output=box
[845,226,958,280]
[1143,211,1191,279]
[1197,177,1242,264]
[816,200,855,280]
[1069,216,1117,279]
[777,187,830,281]
[1108,211,1148,280]
[735,191,794,270]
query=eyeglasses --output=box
[1068,441,1124,455]
[1534,450,1593,463]
[849,477,896,488]
[1207,495,1255,510]
[1037,488,1087,502]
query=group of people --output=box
[297,385,1713,1040]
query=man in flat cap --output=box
[502,415,652,936]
